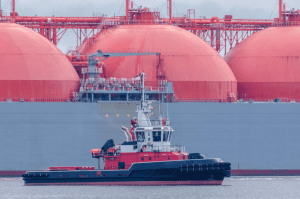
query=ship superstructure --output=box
[90,74,190,170]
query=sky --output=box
[1,0,300,53]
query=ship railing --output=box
[85,86,167,92]
[272,21,300,27]
[151,145,185,153]
[80,77,170,93]
[0,17,13,23]
[177,98,221,103]
[83,82,168,93]
[238,98,297,103]
[0,98,72,103]
[229,19,273,22]
[102,20,173,26]
[92,151,120,158]
[89,77,142,85]
[164,145,185,152]
[82,68,103,74]
[136,118,172,127]
[279,98,289,103]
[89,49,157,54]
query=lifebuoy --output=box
[142,146,147,151]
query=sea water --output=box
[0,177,300,199]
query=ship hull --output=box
[23,160,230,186]
[1,101,300,171]
[24,181,223,186]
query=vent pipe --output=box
[279,0,282,24]
[126,0,130,23]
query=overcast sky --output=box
[1,0,300,53]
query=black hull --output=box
[23,159,231,186]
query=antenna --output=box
[126,0,130,23]
[140,72,145,106]
[167,0,172,21]
[279,0,282,24]
[167,101,169,119]
[11,0,15,20]
[98,158,100,170]
[159,99,161,117]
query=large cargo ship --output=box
[1,101,300,171]
[1,0,300,174]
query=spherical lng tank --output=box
[224,27,300,102]
[81,25,237,101]
[0,23,80,101]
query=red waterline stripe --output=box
[0,171,27,177]
[25,180,223,186]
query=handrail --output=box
[0,98,70,102]
[177,98,221,102]
[147,145,185,153]
[2,97,300,103]
[91,145,186,157]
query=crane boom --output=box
[88,50,159,78]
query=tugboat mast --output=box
[140,72,146,108]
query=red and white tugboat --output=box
[23,73,231,186]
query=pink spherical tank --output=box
[81,25,237,101]
[0,23,80,101]
[224,27,300,102]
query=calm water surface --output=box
[0,177,299,199]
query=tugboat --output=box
[22,73,231,186]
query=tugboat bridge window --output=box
[169,132,173,141]
[163,131,169,142]
[153,131,161,142]
[147,132,151,142]
[136,132,145,142]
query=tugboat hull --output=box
[24,181,224,186]
[23,160,230,186]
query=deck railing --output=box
[176,98,221,103]
[2,97,300,103]
[148,145,185,153]
[0,98,70,103]
[145,145,185,153]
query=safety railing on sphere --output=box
[237,98,299,103]
[0,98,71,103]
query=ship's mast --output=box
[0,0,2,17]
[279,0,282,24]
[141,72,145,104]
[11,0,15,21]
